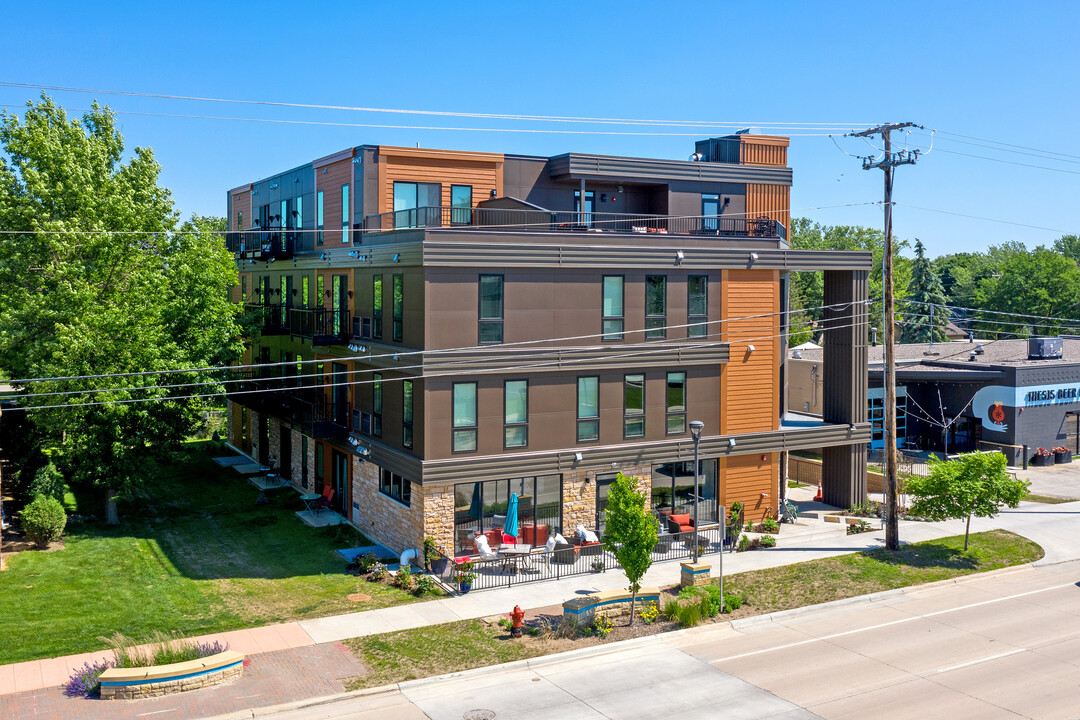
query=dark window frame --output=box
[577,376,599,443]
[688,275,708,338]
[316,190,325,245]
[452,382,478,453]
[624,373,645,438]
[379,467,412,507]
[602,275,624,342]
[392,274,403,343]
[503,379,528,449]
[341,183,350,243]
[372,372,383,437]
[403,379,414,449]
[666,371,686,435]
[479,274,504,345]
[645,275,667,339]
[451,184,473,225]
[372,274,383,339]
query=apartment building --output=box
[223,135,872,556]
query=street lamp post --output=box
[689,420,704,563]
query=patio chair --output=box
[474,535,506,574]
[313,487,334,514]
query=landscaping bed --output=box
[343,530,1042,690]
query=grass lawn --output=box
[1023,493,1078,504]
[0,441,423,666]
[344,530,1042,689]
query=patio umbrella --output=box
[469,483,482,521]
[505,492,519,539]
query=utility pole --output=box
[846,123,923,552]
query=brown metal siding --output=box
[376,147,504,214]
[745,183,791,233]
[720,270,780,435]
[316,157,353,245]
[720,453,776,523]
[739,135,789,167]
[230,189,251,231]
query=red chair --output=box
[501,532,518,545]
[313,487,335,514]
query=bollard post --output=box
[1023,444,1028,470]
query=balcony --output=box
[362,207,786,240]
[292,395,351,440]
[289,308,351,346]
[244,303,292,335]
[226,229,310,261]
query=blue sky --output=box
[1,0,1077,257]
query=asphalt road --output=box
[217,559,1080,720]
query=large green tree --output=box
[0,96,242,522]
[974,247,1080,337]
[900,239,948,343]
[1052,234,1080,264]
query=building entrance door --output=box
[258,416,269,465]
[279,426,292,480]
[595,473,619,535]
[332,450,349,515]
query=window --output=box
[624,374,645,437]
[666,372,686,434]
[280,199,288,250]
[602,276,624,341]
[504,380,528,448]
[392,274,403,342]
[341,184,350,243]
[451,185,472,224]
[574,189,594,226]
[380,468,412,507]
[452,475,562,555]
[688,276,707,337]
[331,275,345,335]
[393,181,441,228]
[316,190,324,245]
[294,196,303,248]
[403,380,414,449]
[372,275,383,339]
[236,210,242,232]
[452,382,477,452]
[479,274,503,344]
[577,376,599,442]
[651,461,718,523]
[372,373,383,437]
[241,275,247,303]
[702,194,720,231]
[645,275,666,339]
[316,275,325,307]
[302,276,309,307]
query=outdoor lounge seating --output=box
[667,513,695,534]
[313,487,334,514]
[551,540,578,564]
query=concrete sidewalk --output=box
[3,493,1077,698]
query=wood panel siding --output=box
[230,188,251,231]
[746,183,791,233]
[376,146,504,214]
[315,156,354,245]
[739,135,789,167]
[720,453,776,523]
[720,269,779,435]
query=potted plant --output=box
[725,501,744,549]
[1053,446,1072,464]
[1033,447,1054,466]
[423,536,448,575]
[590,558,605,573]
[453,559,475,594]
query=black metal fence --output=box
[426,525,728,593]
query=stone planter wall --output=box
[98,651,245,700]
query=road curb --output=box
[198,686,396,720]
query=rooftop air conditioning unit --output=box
[1028,336,1063,360]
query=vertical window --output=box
[504,380,528,448]
[645,275,666,339]
[392,274,403,342]
[372,275,383,339]
[688,276,708,337]
[624,374,645,438]
[403,380,414,449]
[316,190,324,245]
[380,468,412,506]
[316,275,325,307]
[341,184,350,243]
[451,185,473,224]
[479,274,504,344]
[280,199,288,250]
[577,376,599,442]
[294,195,303,234]
[241,275,247,303]
[372,373,383,437]
[666,372,686,434]
[574,190,594,226]
[602,276,624,341]
[302,276,309,307]
[702,194,720,231]
[332,275,344,335]
[236,210,243,232]
[452,382,477,452]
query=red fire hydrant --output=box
[510,605,525,638]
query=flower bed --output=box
[98,650,245,700]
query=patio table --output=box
[299,493,322,515]
[498,544,534,574]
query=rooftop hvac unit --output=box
[1028,336,1063,360]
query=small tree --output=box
[602,473,659,624]
[905,452,1028,551]
[21,494,68,548]
[28,462,66,505]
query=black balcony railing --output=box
[243,303,293,335]
[289,307,351,346]
[363,207,785,240]
[290,395,351,439]
[226,229,309,260]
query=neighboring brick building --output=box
[224,136,871,555]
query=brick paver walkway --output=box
[0,642,363,720]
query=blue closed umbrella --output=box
[505,492,519,539]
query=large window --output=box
[394,181,441,228]
[403,380,414,449]
[316,190,324,245]
[452,382,477,452]
[372,373,383,437]
[379,467,412,507]
[688,276,708,338]
[452,475,562,555]
[574,189,594,226]
[624,374,645,438]
[294,196,303,247]
[651,461,719,524]
[602,276,624,341]
[302,276,309,307]
[341,184,350,243]
[479,274,504,344]
[392,274,403,342]
[645,275,666,339]
[666,371,686,434]
[372,274,383,339]
[577,376,599,442]
[504,380,528,448]
[702,194,720,231]
[451,185,472,224]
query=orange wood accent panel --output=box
[230,189,251,231]
[720,269,780,435]
[315,157,353,244]
[719,453,777,523]
[739,135,789,167]
[745,183,791,234]
[376,146,505,213]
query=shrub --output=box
[392,565,415,593]
[29,462,66,504]
[847,519,873,535]
[639,600,660,625]
[21,494,67,548]
[677,584,736,618]
[100,631,228,668]
[64,658,116,698]
[368,562,388,581]
[760,534,776,548]
[497,617,512,631]
[346,551,379,575]
[737,534,751,552]
[526,625,542,637]
[413,575,436,596]
[761,516,779,533]
[665,598,704,628]
[590,614,614,638]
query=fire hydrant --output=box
[510,605,525,638]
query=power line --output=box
[912,131,1080,166]
[936,129,1080,163]
[891,203,1071,234]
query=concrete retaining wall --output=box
[98,651,245,700]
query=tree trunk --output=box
[105,488,119,525]
[628,591,637,626]
[964,513,971,551]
